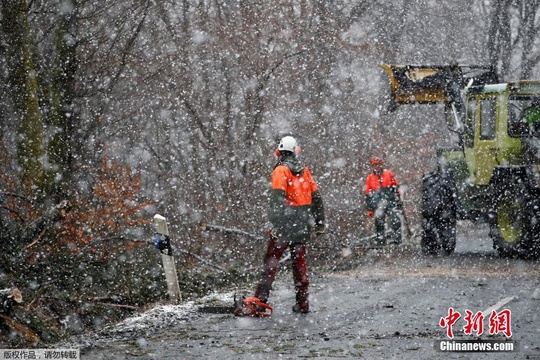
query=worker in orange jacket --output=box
[364,157,402,245]
[254,136,325,314]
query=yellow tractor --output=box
[382,64,540,257]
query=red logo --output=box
[463,310,484,336]
[439,307,461,339]
[489,309,512,337]
[440,308,512,338]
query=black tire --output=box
[421,173,457,255]
[440,209,457,255]
[524,196,540,259]
[490,179,534,258]
[421,215,438,255]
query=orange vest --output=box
[272,165,318,206]
[364,170,399,194]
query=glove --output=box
[367,210,374,218]
[153,233,162,249]
[315,223,326,236]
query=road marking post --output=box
[154,214,182,304]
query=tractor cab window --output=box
[480,98,496,140]
[508,95,540,137]
[464,97,476,148]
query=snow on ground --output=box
[107,291,237,334]
[57,291,239,350]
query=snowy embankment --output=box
[58,291,238,350]
[113,291,236,333]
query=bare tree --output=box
[1,0,45,199]
[487,0,540,80]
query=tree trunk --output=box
[1,0,45,199]
[46,6,79,200]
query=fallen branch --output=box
[0,206,24,221]
[128,239,228,273]
[343,229,419,250]
[88,295,126,304]
[0,191,37,204]
[175,247,228,273]
[341,230,397,250]
[0,314,40,343]
[91,302,140,311]
[199,223,263,241]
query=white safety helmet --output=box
[278,136,297,153]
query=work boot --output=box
[292,301,309,314]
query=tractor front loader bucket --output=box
[381,64,498,111]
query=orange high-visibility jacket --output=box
[364,170,399,194]
[272,165,318,206]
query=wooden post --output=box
[153,214,182,304]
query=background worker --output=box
[254,135,325,314]
[364,156,402,246]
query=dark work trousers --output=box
[374,199,402,244]
[255,232,309,307]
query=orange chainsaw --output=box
[197,294,273,317]
[233,295,273,317]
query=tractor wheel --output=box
[490,180,532,257]
[421,215,438,255]
[421,173,457,255]
[440,208,457,255]
[523,196,540,259]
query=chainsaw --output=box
[233,294,273,317]
[197,294,273,317]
